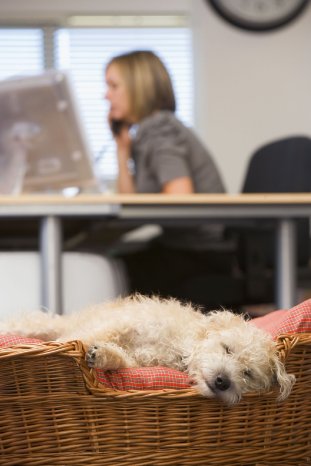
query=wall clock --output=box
[207,0,309,32]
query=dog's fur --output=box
[0,294,295,404]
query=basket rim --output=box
[0,333,310,400]
[1,332,310,355]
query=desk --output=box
[1,193,310,313]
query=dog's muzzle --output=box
[214,374,231,392]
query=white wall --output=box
[1,0,310,193]
[192,0,311,192]
[0,0,190,18]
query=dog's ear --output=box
[271,354,295,401]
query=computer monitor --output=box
[0,70,97,193]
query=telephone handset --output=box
[111,119,129,136]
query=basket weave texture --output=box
[0,334,310,466]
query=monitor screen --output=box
[0,70,97,193]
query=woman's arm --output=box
[162,176,194,194]
[115,126,136,193]
[117,147,136,193]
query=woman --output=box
[105,50,225,196]
[105,50,231,306]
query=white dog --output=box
[0,294,295,405]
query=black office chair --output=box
[179,135,311,310]
[236,135,311,303]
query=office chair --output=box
[175,135,311,310]
[237,135,311,303]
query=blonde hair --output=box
[106,50,176,121]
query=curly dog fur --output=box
[0,294,295,404]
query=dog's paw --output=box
[85,343,123,370]
[85,343,136,370]
[86,345,100,368]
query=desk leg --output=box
[275,219,297,309]
[39,216,63,314]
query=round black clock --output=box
[207,0,309,32]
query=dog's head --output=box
[187,310,295,405]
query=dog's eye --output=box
[223,345,233,355]
[243,369,252,378]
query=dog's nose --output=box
[214,375,231,391]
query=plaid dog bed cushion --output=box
[95,366,191,390]
[252,298,311,338]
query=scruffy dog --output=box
[0,295,295,405]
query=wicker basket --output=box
[0,334,310,466]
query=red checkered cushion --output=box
[0,334,43,347]
[252,299,311,338]
[96,366,191,390]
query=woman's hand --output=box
[109,116,136,193]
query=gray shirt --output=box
[132,111,225,194]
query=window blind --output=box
[0,29,43,80]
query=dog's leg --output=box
[86,343,137,370]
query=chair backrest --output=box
[243,136,311,193]
[242,135,311,266]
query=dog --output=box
[0,294,295,405]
